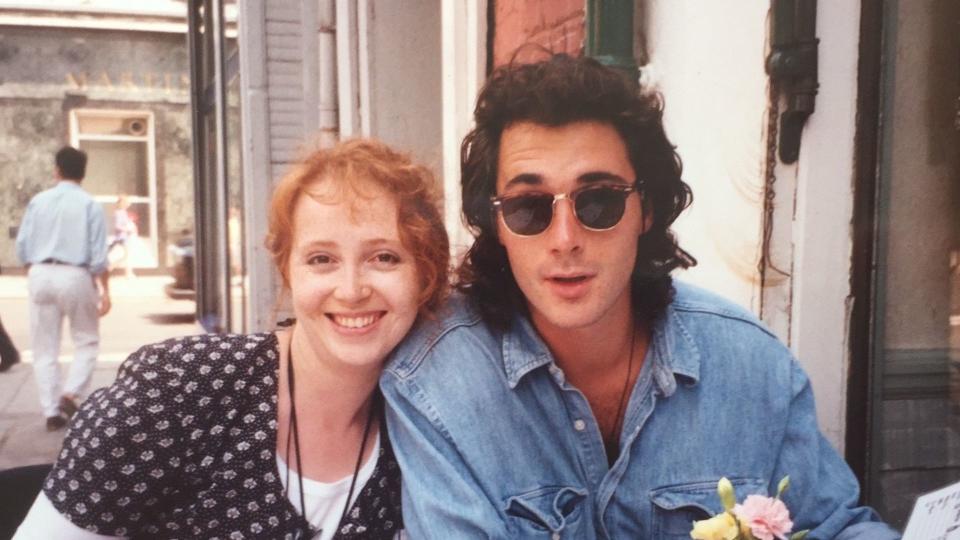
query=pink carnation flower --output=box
[733,495,794,540]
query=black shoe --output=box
[0,350,19,373]
[45,416,67,431]
[59,396,79,418]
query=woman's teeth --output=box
[333,314,379,328]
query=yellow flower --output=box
[691,512,740,540]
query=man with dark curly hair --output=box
[382,54,898,539]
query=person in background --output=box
[14,138,448,539]
[381,54,901,538]
[0,315,20,372]
[107,195,137,279]
[15,146,110,431]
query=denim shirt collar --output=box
[501,314,553,388]
[500,303,701,394]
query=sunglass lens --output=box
[501,195,553,235]
[575,188,628,230]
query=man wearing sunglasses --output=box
[382,55,898,539]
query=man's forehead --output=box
[495,120,634,189]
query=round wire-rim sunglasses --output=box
[490,182,641,236]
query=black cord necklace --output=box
[284,345,376,539]
[608,322,637,463]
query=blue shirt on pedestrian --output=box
[381,282,901,539]
[16,181,109,276]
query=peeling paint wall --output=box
[492,0,584,66]
[0,26,192,270]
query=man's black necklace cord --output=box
[609,322,636,463]
[284,346,376,538]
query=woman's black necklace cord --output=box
[285,346,376,538]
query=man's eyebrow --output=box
[502,173,543,190]
[578,171,632,184]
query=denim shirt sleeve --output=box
[777,360,901,540]
[383,372,512,539]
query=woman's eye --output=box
[307,254,333,265]
[372,252,400,265]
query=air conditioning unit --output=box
[124,118,147,136]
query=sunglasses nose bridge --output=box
[545,192,583,243]
[551,191,575,216]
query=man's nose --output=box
[545,199,583,254]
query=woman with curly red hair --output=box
[15,139,448,540]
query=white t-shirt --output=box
[14,432,382,540]
[276,431,380,540]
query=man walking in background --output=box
[16,146,111,431]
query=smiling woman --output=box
[13,139,449,540]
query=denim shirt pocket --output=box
[650,478,766,538]
[504,485,588,538]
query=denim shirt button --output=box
[573,419,586,431]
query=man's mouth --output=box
[550,275,590,284]
[327,312,385,329]
[544,272,596,299]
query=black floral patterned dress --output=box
[42,332,402,539]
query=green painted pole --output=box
[585,0,638,83]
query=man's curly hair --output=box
[456,54,696,328]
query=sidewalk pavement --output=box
[0,275,202,469]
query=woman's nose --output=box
[333,267,372,302]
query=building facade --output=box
[0,3,196,271]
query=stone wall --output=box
[0,26,192,270]
[492,0,584,67]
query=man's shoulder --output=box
[385,293,498,381]
[29,184,97,206]
[670,280,777,340]
[26,186,57,206]
[73,186,100,207]
[667,281,794,382]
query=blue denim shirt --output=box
[382,282,900,539]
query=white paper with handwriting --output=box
[902,480,960,540]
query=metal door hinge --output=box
[766,0,819,163]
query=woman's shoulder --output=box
[118,332,279,379]
[131,332,277,357]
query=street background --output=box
[0,275,200,469]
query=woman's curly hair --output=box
[456,54,696,328]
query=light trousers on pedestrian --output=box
[27,264,99,418]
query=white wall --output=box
[641,1,770,313]
[366,0,443,170]
[641,0,862,450]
